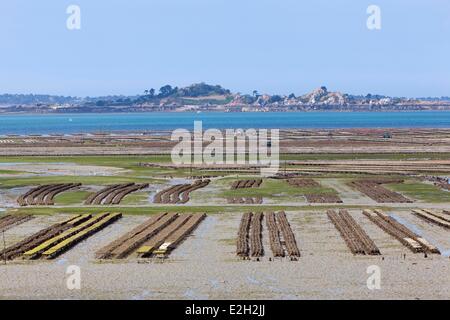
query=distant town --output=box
[1,83,450,113]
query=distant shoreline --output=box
[2,108,450,116]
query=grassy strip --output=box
[0,175,161,188]
[6,204,395,216]
[387,181,450,203]
[221,179,337,198]
[119,192,150,205]
[54,191,90,205]
[0,169,27,174]
[2,153,450,167]
[0,155,173,167]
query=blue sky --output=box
[0,0,449,97]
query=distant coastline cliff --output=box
[1,83,449,113]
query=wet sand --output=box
[1,210,449,300]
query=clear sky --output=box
[0,0,449,97]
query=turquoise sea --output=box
[0,111,449,135]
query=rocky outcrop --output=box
[300,87,347,105]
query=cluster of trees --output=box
[143,85,176,98]
[94,97,133,107]
[93,83,232,107]
[238,92,292,105]
[142,82,230,100]
[418,96,450,101]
